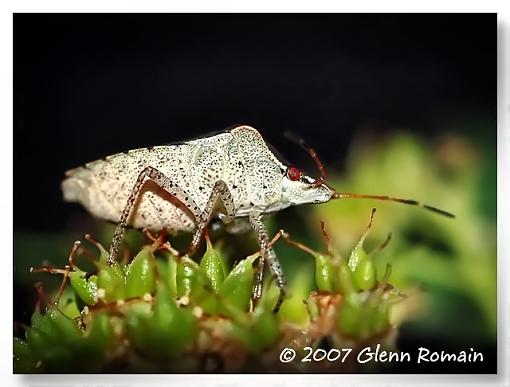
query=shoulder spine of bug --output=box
[62,125,454,313]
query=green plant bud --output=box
[337,291,391,340]
[234,306,279,353]
[125,313,161,358]
[335,261,355,295]
[278,268,311,326]
[126,284,198,359]
[352,258,376,290]
[218,253,258,316]
[157,284,198,346]
[23,310,90,372]
[37,311,58,340]
[347,209,380,291]
[69,270,98,306]
[348,237,369,272]
[158,252,178,297]
[200,238,225,293]
[47,309,82,342]
[192,271,219,315]
[97,263,126,302]
[176,256,201,297]
[174,257,217,312]
[365,289,391,333]
[13,337,37,373]
[125,313,153,354]
[87,313,114,354]
[168,257,178,297]
[252,308,279,350]
[348,223,378,291]
[337,298,362,338]
[357,308,375,341]
[152,283,178,327]
[337,293,367,338]
[25,327,50,359]
[314,253,335,292]
[125,246,157,298]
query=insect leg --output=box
[108,166,200,265]
[188,180,235,255]
[249,229,288,310]
[251,250,265,310]
[249,210,287,313]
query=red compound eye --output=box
[286,166,302,181]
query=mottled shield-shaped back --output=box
[230,126,287,207]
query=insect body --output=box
[62,125,453,313]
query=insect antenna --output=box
[332,192,455,218]
[284,131,328,185]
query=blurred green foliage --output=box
[312,132,496,343]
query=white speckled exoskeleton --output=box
[62,125,454,312]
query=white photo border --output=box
[2,2,507,387]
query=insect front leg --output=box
[249,210,287,314]
[108,166,201,265]
[187,180,236,256]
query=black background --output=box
[14,13,495,233]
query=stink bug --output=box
[62,125,454,313]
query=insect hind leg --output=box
[108,166,201,265]
[187,180,236,256]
